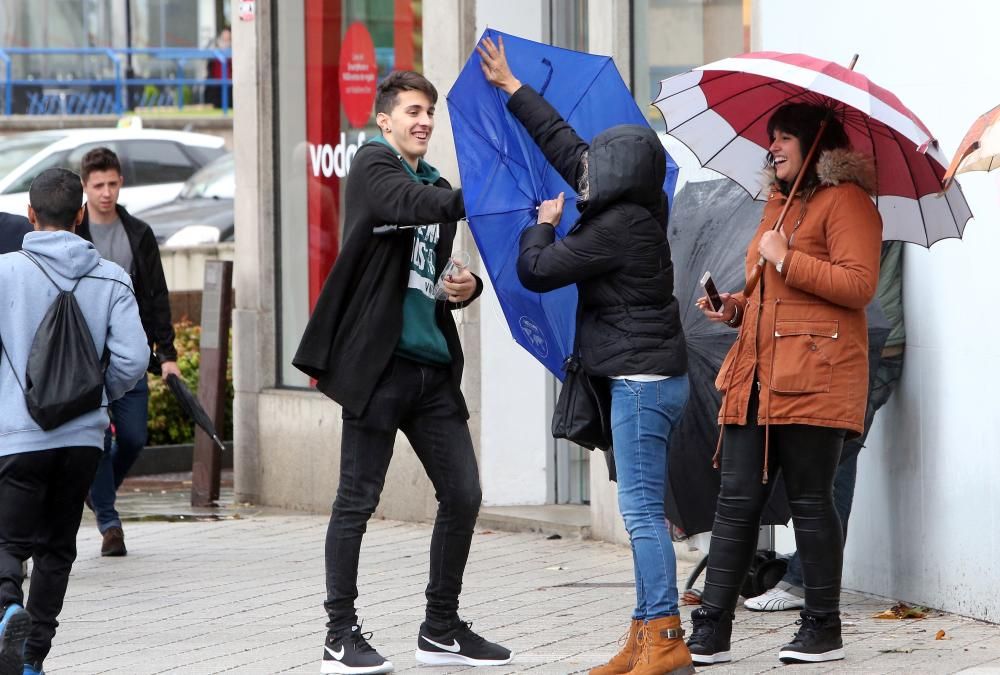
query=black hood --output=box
[579,124,667,217]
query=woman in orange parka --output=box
[687,102,882,667]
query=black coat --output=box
[292,142,483,418]
[0,212,31,254]
[79,204,177,372]
[509,86,687,377]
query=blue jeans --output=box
[89,375,149,534]
[610,375,689,620]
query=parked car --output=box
[0,128,226,216]
[136,152,234,245]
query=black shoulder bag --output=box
[551,303,613,452]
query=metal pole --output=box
[1,52,12,115]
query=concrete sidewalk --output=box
[30,488,1000,674]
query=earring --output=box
[385,127,391,134]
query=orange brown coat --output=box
[716,149,883,436]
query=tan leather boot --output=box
[627,615,696,675]
[590,619,642,675]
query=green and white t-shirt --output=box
[366,135,452,365]
[395,223,452,365]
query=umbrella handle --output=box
[742,111,835,297]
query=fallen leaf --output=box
[681,589,703,606]
[873,602,928,620]
[935,629,948,640]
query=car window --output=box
[180,154,234,199]
[6,141,128,195]
[185,145,227,166]
[0,134,66,181]
[124,140,198,186]
[4,151,70,194]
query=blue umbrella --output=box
[447,29,679,377]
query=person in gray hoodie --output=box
[0,168,148,675]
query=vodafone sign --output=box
[339,22,377,128]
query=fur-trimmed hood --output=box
[764,148,877,195]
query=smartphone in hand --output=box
[700,271,724,312]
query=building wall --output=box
[754,0,1000,621]
[474,2,554,509]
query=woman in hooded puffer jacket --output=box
[689,102,882,666]
[479,37,692,675]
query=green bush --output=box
[147,320,234,446]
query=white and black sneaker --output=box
[687,606,733,665]
[320,624,393,674]
[415,620,512,666]
[778,611,845,663]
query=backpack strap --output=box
[0,333,26,394]
[20,250,101,292]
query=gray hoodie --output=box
[0,230,149,456]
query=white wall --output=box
[474,1,554,506]
[756,0,1000,621]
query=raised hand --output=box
[477,35,522,95]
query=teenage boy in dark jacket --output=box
[76,147,180,558]
[293,71,510,674]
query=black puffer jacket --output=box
[510,85,687,377]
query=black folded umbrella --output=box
[164,373,225,451]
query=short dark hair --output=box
[29,168,84,229]
[375,70,437,116]
[80,146,122,183]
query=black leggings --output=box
[701,389,846,614]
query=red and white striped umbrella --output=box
[654,51,972,247]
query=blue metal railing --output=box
[0,47,232,116]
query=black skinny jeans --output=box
[701,387,846,615]
[325,356,482,634]
[0,446,101,664]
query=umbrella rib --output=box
[694,82,819,167]
[861,112,881,214]
[662,77,803,135]
[886,127,930,246]
[448,97,543,209]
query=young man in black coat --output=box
[0,212,32,254]
[293,71,510,674]
[76,147,180,558]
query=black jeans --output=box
[701,387,846,615]
[783,352,904,587]
[325,356,482,634]
[0,446,101,663]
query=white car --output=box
[0,128,227,216]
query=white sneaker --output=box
[744,586,805,611]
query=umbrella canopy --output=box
[654,51,972,247]
[664,177,891,536]
[165,373,225,451]
[448,29,679,377]
[943,103,1000,188]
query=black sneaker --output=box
[320,624,393,674]
[778,611,844,663]
[415,620,512,666]
[686,606,733,665]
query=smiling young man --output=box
[76,147,180,558]
[294,71,511,674]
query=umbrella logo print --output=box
[518,317,549,358]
